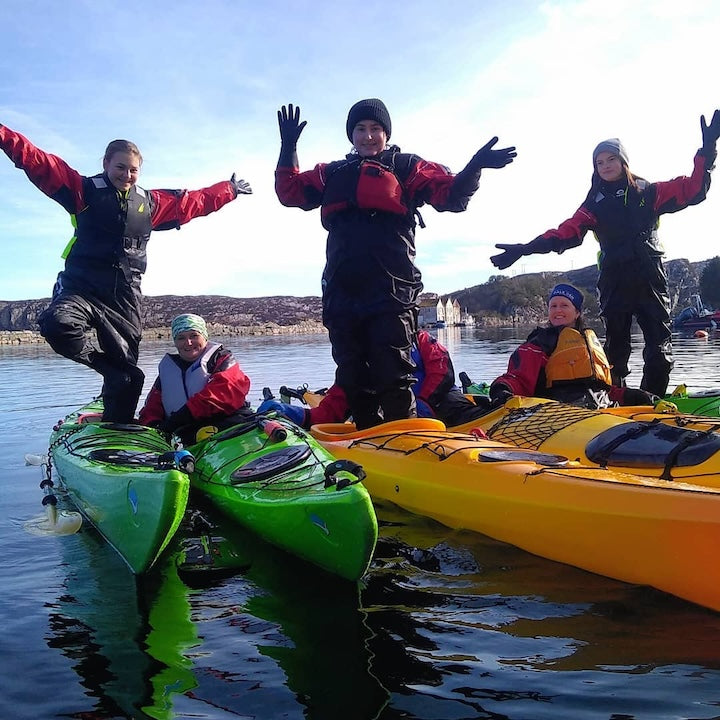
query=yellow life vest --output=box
[545,327,613,388]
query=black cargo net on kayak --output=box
[87,449,164,467]
[50,425,173,465]
[586,421,720,480]
[349,430,568,466]
[484,403,597,450]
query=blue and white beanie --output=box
[549,284,583,311]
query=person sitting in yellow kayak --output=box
[139,313,251,442]
[258,330,490,428]
[489,284,658,409]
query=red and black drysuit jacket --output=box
[0,124,237,335]
[275,146,479,321]
[490,324,647,409]
[139,345,250,428]
[294,331,487,427]
[525,150,713,316]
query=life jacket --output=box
[159,342,222,415]
[62,174,154,287]
[320,148,422,230]
[586,178,663,270]
[545,327,613,388]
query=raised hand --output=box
[701,109,720,149]
[490,242,525,270]
[468,137,517,170]
[230,173,252,196]
[277,104,307,147]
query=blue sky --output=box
[1,0,718,301]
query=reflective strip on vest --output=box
[159,342,222,415]
[544,328,613,387]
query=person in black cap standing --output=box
[275,98,516,429]
[490,110,720,397]
[489,283,658,409]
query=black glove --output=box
[490,243,526,270]
[701,109,720,164]
[490,234,559,270]
[277,104,307,167]
[622,388,658,406]
[453,137,517,196]
[489,383,513,407]
[158,405,194,434]
[230,173,252,196]
[467,136,517,170]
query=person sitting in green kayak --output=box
[489,283,659,409]
[139,314,251,443]
[257,330,491,428]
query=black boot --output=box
[100,364,145,423]
[348,390,383,430]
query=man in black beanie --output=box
[275,98,516,429]
[345,98,392,141]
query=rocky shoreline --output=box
[0,321,327,346]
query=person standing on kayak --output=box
[275,99,516,429]
[0,123,252,423]
[489,283,660,409]
[139,314,251,443]
[258,330,492,428]
[490,110,720,397]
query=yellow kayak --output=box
[281,384,720,486]
[451,397,720,487]
[311,417,720,612]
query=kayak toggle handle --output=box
[157,450,196,473]
[324,459,366,490]
[258,418,288,443]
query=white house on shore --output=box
[418,297,473,327]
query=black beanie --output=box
[346,98,392,141]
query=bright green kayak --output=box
[459,373,720,418]
[49,399,191,574]
[188,413,378,581]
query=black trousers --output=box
[326,308,418,429]
[603,307,673,397]
[38,290,144,422]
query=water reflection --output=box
[46,524,198,719]
[359,502,720,718]
[45,504,391,720]
[9,331,720,720]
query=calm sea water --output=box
[3,328,720,720]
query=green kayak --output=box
[187,413,378,581]
[49,399,191,574]
[459,373,720,417]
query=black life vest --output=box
[320,148,422,230]
[65,174,154,287]
[585,178,662,270]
